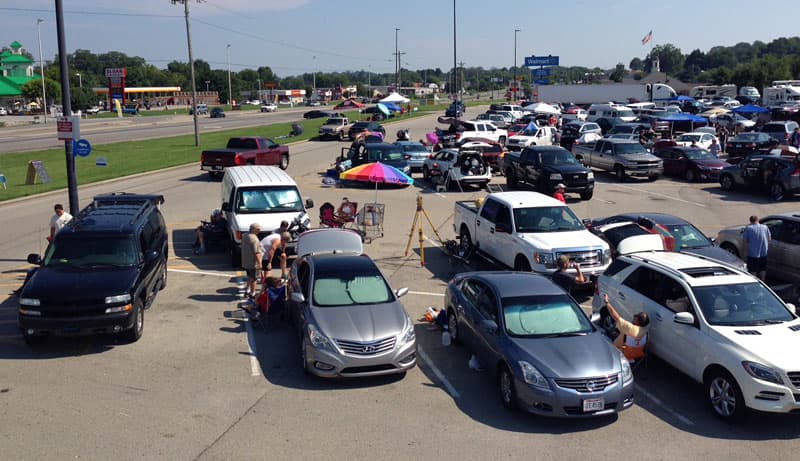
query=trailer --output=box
[534,83,676,106]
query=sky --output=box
[2,0,800,78]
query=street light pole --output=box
[173,0,200,146]
[226,44,232,105]
[55,0,78,214]
[395,28,399,93]
[312,55,316,100]
[205,80,209,92]
[514,28,520,102]
[76,72,82,88]
[453,0,458,120]
[36,18,47,123]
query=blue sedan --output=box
[445,271,634,417]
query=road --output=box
[2,113,800,460]
[0,106,314,153]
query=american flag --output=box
[641,30,653,45]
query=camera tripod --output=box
[404,195,444,267]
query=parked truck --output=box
[200,137,289,178]
[572,138,663,182]
[503,145,595,200]
[535,83,677,106]
[452,191,610,275]
[318,116,350,140]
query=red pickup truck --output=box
[200,137,290,178]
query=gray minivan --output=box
[761,121,799,144]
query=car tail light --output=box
[433,162,439,169]
[426,153,431,158]
[234,154,243,165]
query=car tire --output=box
[423,166,431,181]
[705,368,746,421]
[770,182,785,202]
[648,174,659,181]
[230,240,241,267]
[300,335,311,375]
[720,242,740,257]
[121,298,144,343]
[159,261,167,291]
[505,170,518,189]
[685,169,696,182]
[499,364,518,411]
[615,165,626,182]
[514,256,532,272]
[580,190,594,200]
[279,155,289,170]
[459,227,473,256]
[720,174,735,191]
[446,307,461,345]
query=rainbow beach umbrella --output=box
[339,162,414,186]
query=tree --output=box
[609,63,627,82]
[644,44,684,74]
[629,57,643,71]
[71,87,97,110]
[20,78,61,101]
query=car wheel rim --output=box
[460,232,471,252]
[722,176,732,189]
[709,377,736,417]
[448,313,457,340]
[500,369,513,403]
[135,307,143,333]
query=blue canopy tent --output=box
[731,104,769,114]
[658,113,708,134]
[376,103,390,115]
[381,102,402,112]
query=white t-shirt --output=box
[260,233,281,253]
[50,211,73,235]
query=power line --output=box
[0,7,180,18]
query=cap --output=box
[556,183,566,190]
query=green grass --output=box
[0,102,460,202]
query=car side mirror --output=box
[673,312,695,325]
[395,287,409,298]
[27,253,42,265]
[479,319,498,335]
[145,250,160,262]
[305,198,314,209]
[494,224,510,234]
[291,292,306,303]
[221,202,231,212]
[590,312,601,324]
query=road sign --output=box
[524,55,560,67]
[73,139,92,157]
[534,79,550,85]
[532,68,552,77]
[56,116,80,140]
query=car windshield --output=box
[400,143,427,153]
[683,148,716,160]
[615,143,647,155]
[540,149,580,165]
[660,223,712,249]
[235,186,303,214]
[43,235,138,268]
[692,282,794,326]
[502,294,593,337]
[312,272,393,307]
[368,148,404,162]
[676,134,701,143]
[325,118,343,125]
[513,206,585,232]
[733,133,760,142]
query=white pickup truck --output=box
[453,191,611,274]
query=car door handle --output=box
[654,313,663,322]
[476,220,481,226]
[490,227,495,234]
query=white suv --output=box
[457,120,508,146]
[592,251,800,421]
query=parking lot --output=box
[2,112,800,459]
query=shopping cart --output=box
[355,203,385,243]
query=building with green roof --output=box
[0,41,41,98]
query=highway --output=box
[1,112,799,459]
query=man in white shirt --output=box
[49,204,72,241]
[260,231,291,279]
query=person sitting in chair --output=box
[193,209,227,254]
[602,294,649,362]
[336,197,356,224]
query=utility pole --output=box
[452,0,458,119]
[226,44,232,105]
[76,72,82,88]
[55,0,78,214]
[395,28,399,92]
[513,28,520,102]
[312,55,316,100]
[458,61,465,96]
[36,18,47,123]
[172,0,200,146]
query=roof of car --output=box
[311,253,379,275]
[622,251,756,287]
[462,271,567,298]
[485,191,566,207]
[610,212,689,226]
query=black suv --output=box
[347,121,386,141]
[18,193,168,344]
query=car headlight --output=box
[399,317,415,344]
[587,171,594,180]
[105,294,132,304]
[307,324,336,352]
[549,173,563,180]
[518,361,549,390]
[620,352,633,384]
[742,361,783,385]
[534,252,554,266]
[19,298,41,307]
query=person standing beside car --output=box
[241,223,263,298]
[49,203,72,241]
[552,183,567,203]
[742,215,771,282]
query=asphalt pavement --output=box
[1,112,800,460]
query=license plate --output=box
[583,398,604,412]
[212,165,223,171]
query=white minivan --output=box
[586,103,636,131]
[221,166,314,266]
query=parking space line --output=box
[409,290,444,297]
[417,345,460,399]
[245,318,261,377]
[167,268,236,278]
[612,184,707,208]
[635,384,694,426]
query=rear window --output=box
[227,138,258,149]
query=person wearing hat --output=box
[241,223,263,298]
[553,183,567,203]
